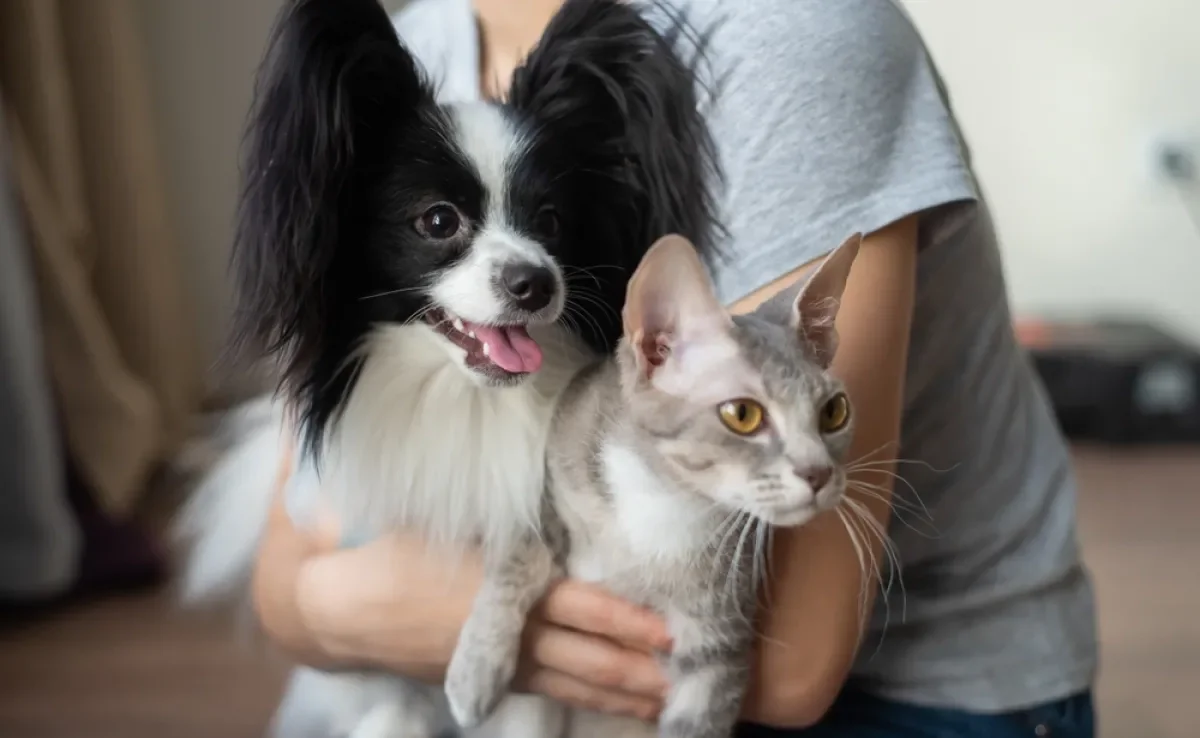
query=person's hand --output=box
[291,526,670,721]
[515,579,671,722]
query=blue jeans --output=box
[737,689,1094,738]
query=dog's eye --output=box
[534,206,560,240]
[416,204,462,240]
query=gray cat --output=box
[445,233,862,738]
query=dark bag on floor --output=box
[1018,318,1200,444]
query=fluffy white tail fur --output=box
[174,395,287,605]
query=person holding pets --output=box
[250,0,1097,735]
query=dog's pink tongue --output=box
[471,324,543,374]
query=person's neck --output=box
[473,0,564,98]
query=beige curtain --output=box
[1,0,202,516]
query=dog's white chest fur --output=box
[316,325,586,550]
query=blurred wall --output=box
[135,0,409,374]
[136,0,282,369]
[137,0,1200,379]
[902,0,1200,342]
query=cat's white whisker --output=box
[847,457,949,472]
[844,458,926,511]
[714,511,747,572]
[845,498,894,576]
[840,495,907,648]
[718,513,744,600]
[845,500,885,610]
[836,506,872,626]
[848,482,928,519]
[751,519,775,612]
[705,509,743,553]
[724,514,755,606]
[848,465,933,519]
[848,495,938,544]
[845,440,902,468]
[846,480,938,535]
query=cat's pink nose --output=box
[796,465,832,491]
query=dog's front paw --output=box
[444,628,520,728]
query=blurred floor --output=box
[0,447,1196,738]
[1073,447,1200,738]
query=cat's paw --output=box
[444,632,520,728]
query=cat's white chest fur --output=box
[315,325,587,550]
[567,442,717,588]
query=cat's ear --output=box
[792,233,863,367]
[623,234,733,386]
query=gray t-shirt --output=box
[391,0,1097,713]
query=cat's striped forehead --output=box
[729,314,837,397]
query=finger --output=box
[522,667,662,723]
[527,622,669,699]
[539,579,672,653]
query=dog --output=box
[176,0,719,735]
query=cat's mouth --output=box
[754,475,845,527]
[758,504,823,528]
[425,308,544,379]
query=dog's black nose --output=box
[500,263,556,312]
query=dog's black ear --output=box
[228,0,430,399]
[508,0,722,259]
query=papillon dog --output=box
[177,0,719,735]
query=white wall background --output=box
[136,0,1200,369]
[901,0,1200,342]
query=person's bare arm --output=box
[730,215,917,727]
[247,444,365,671]
[274,506,481,681]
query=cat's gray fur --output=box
[445,234,862,738]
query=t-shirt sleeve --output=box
[695,0,979,302]
[390,0,479,104]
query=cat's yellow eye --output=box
[819,392,851,433]
[718,399,766,436]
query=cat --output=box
[443,232,862,738]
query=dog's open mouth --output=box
[425,308,543,375]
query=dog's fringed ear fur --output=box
[227,0,430,404]
[508,0,723,264]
